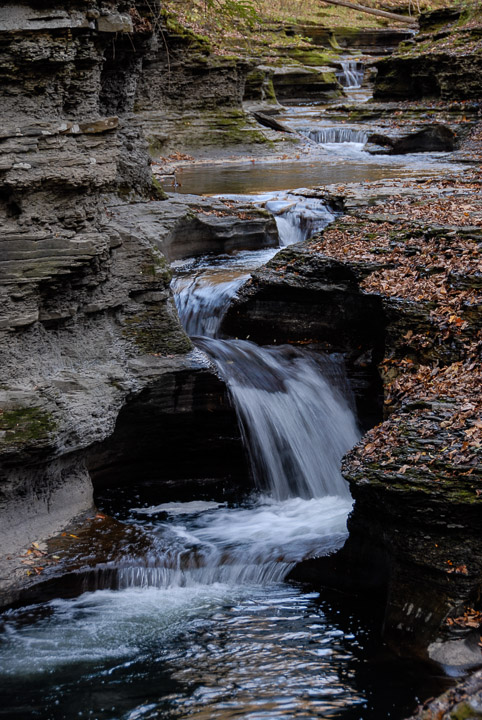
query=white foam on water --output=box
[0,583,248,676]
[131,501,226,516]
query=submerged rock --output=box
[408,668,482,719]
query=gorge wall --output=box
[374,7,482,100]
[0,0,260,602]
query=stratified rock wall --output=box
[374,8,482,101]
[0,1,193,566]
[132,13,274,154]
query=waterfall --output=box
[143,190,358,590]
[172,194,336,335]
[84,338,359,591]
[336,59,364,89]
[264,194,336,246]
[196,338,359,501]
[172,268,251,338]
[301,127,368,144]
[171,248,277,337]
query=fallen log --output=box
[319,0,418,25]
[252,112,295,133]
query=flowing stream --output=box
[0,102,456,720]
[336,59,365,89]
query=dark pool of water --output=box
[0,561,450,720]
[0,479,452,720]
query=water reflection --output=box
[169,157,448,197]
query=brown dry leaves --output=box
[346,401,480,481]
[311,217,480,330]
[446,608,482,627]
[327,179,482,485]
[365,194,482,227]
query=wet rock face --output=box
[365,124,456,155]
[88,361,251,499]
[374,53,482,101]
[271,65,342,102]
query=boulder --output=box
[365,124,456,154]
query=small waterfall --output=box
[264,194,336,246]
[197,338,359,501]
[301,127,368,144]
[172,194,336,335]
[84,339,359,592]
[172,248,277,337]
[336,60,364,89]
[172,271,249,337]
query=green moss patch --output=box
[0,407,57,449]
[123,306,192,355]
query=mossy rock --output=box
[161,12,211,52]
[151,174,168,200]
[141,247,172,283]
[205,111,273,146]
[244,68,277,103]
[123,304,192,355]
[0,407,57,452]
[281,47,336,66]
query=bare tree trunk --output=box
[319,0,418,25]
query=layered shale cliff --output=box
[0,0,262,602]
[374,6,482,100]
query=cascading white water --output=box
[336,59,364,89]
[172,193,336,336]
[171,249,277,337]
[196,339,358,501]
[98,337,360,590]
[264,193,336,246]
[301,127,368,144]
[128,192,358,590]
[217,191,337,246]
[121,189,357,590]
[99,492,352,589]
